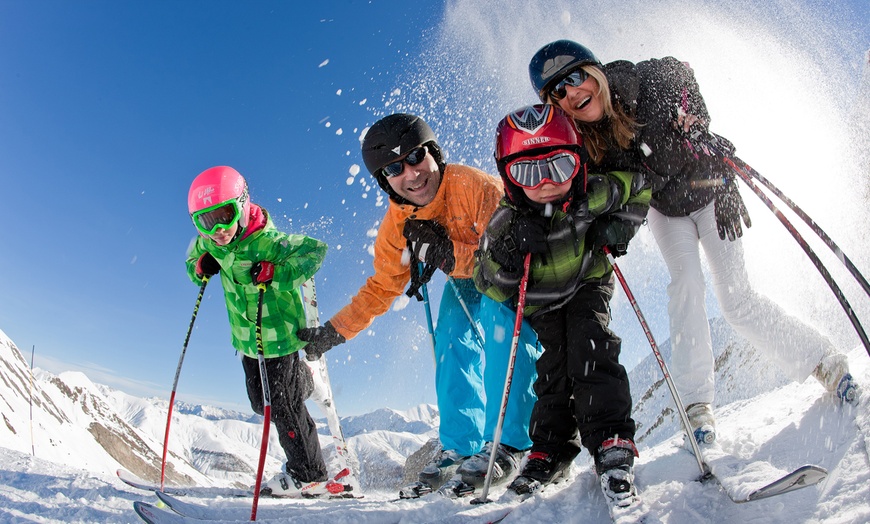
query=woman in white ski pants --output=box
[647,202,833,406]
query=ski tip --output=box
[134,501,179,524]
[743,464,829,502]
[153,490,179,509]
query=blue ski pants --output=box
[433,278,541,457]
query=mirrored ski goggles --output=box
[381,145,428,178]
[191,200,242,236]
[550,68,590,100]
[501,149,583,189]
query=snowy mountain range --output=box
[1,324,868,523]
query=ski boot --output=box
[813,352,859,403]
[436,474,476,499]
[686,403,716,445]
[595,438,639,509]
[836,374,859,404]
[505,450,573,499]
[398,481,433,499]
[261,464,356,499]
[418,447,468,491]
[457,441,523,488]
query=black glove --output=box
[297,321,346,361]
[715,181,751,241]
[587,217,638,258]
[403,219,455,275]
[195,253,221,279]
[405,260,438,301]
[250,261,275,286]
[489,215,549,272]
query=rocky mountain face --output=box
[629,317,791,445]
[0,329,202,486]
[0,328,432,491]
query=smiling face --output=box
[385,149,442,206]
[555,74,605,123]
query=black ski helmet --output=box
[529,40,601,102]
[361,113,445,205]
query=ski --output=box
[117,469,250,498]
[152,489,364,521]
[134,501,200,524]
[696,442,827,503]
[299,277,362,494]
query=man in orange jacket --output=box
[298,113,540,494]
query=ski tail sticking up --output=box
[299,277,362,494]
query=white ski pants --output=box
[647,202,833,406]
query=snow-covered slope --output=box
[1,326,868,523]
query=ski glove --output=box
[489,214,549,273]
[250,261,275,286]
[195,253,221,279]
[405,260,438,301]
[403,219,455,275]
[297,321,346,361]
[587,217,637,258]
[714,181,751,242]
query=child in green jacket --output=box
[185,165,330,497]
[474,105,650,507]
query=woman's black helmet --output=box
[529,40,601,102]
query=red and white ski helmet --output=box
[494,104,587,203]
[495,104,583,161]
[188,166,251,234]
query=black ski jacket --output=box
[595,57,732,217]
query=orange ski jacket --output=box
[330,164,503,340]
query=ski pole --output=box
[735,157,870,299]
[418,263,437,360]
[472,253,532,505]
[251,283,272,521]
[692,132,870,301]
[160,275,210,492]
[448,276,485,347]
[724,158,870,359]
[604,248,710,480]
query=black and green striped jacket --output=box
[474,171,650,318]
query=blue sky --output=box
[1,0,868,417]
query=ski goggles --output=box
[549,68,590,101]
[500,149,583,189]
[381,145,428,178]
[191,199,242,236]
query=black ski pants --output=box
[242,351,327,482]
[526,276,636,461]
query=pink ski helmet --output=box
[188,166,251,236]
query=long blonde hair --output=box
[549,65,639,164]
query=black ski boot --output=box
[595,437,639,508]
[506,451,572,497]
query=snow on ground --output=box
[1,346,867,523]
